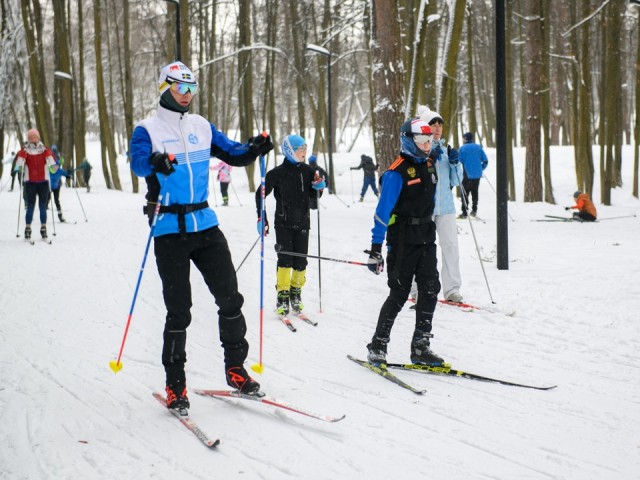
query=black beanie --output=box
[463,132,474,143]
[160,89,189,113]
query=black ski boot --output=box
[226,366,261,395]
[410,333,445,366]
[24,226,32,240]
[366,336,388,366]
[290,287,304,313]
[276,290,290,316]
[165,382,190,410]
[40,225,48,239]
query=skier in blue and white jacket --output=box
[417,106,465,304]
[129,61,274,411]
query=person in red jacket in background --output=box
[15,129,58,240]
[566,191,597,222]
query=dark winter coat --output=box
[256,160,322,231]
[352,155,378,178]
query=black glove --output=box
[564,207,571,211]
[447,147,459,165]
[428,145,443,161]
[364,244,384,275]
[150,152,177,175]
[248,133,274,156]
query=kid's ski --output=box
[194,389,345,423]
[277,313,297,332]
[385,363,557,391]
[292,310,318,326]
[152,392,220,448]
[347,355,426,395]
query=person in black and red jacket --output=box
[15,129,59,240]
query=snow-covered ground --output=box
[1,138,639,480]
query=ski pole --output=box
[73,174,88,222]
[483,173,515,221]
[456,171,495,304]
[316,197,323,313]
[251,148,268,375]
[235,235,260,273]
[274,243,372,267]
[109,175,169,373]
[15,173,23,238]
[49,188,57,237]
[597,214,637,221]
[230,181,243,206]
[350,168,354,203]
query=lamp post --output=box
[163,0,181,61]
[306,44,335,194]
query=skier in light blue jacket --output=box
[417,106,464,303]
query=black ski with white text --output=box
[347,355,426,394]
[385,363,557,390]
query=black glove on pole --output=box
[150,152,177,175]
[364,244,384,275]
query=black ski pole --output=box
[316,197,323,312]
[274,243,371,267]
[73,174,88,222]
[235,235,260,273]
[15,174,23,238]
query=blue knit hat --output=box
[281,135,306,163]
[308,155,317,164]
[573,191,581,198]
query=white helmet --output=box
[158,61,197,94]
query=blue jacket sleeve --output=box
[210,125,258,168]
[481,149,488,169]
[371,171,403,245]
[130,126,154,177]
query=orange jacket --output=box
[570,193,597,219]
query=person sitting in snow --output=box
[565,191,597,222]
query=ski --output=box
[41,237,52,244]
[152,392,220,448]
[385,363,557,390]
[194,389,345,423]
[277,313,297,332]
[292,310,318,326]
[438,299,516,317]
[347,355,426,395]
[438,299,476,312]
[24,238,35,245]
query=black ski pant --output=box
[461,178,481,215]
[50,187,62,212]
[275,227,309,271]
[154,226,249,387]
[24,181,50,225]
[220,182,229,202]
[371,243,441,350]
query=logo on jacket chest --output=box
[188,133,199,145]
[407,167,417,178]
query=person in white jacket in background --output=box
[417,106,465,303]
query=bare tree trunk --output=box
[237,0,255,192]
[439,0,466,140]
[93,0,121,190]
[505,0,516,200]
[21,0,54,145]
[635,11,640,199]
[52,0,73,165]
[73,0,87,180]
[523,0,543,202]
[122,0,138,193]
[370,1,404,170]
[541,0,554,204]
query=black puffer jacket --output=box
[255,160,322,230]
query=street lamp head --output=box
[306,44,331,56]
[54,71,73,81]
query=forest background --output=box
[1,0,639,205]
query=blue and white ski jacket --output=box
[130,106,257,237]
[432,139,463,217]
